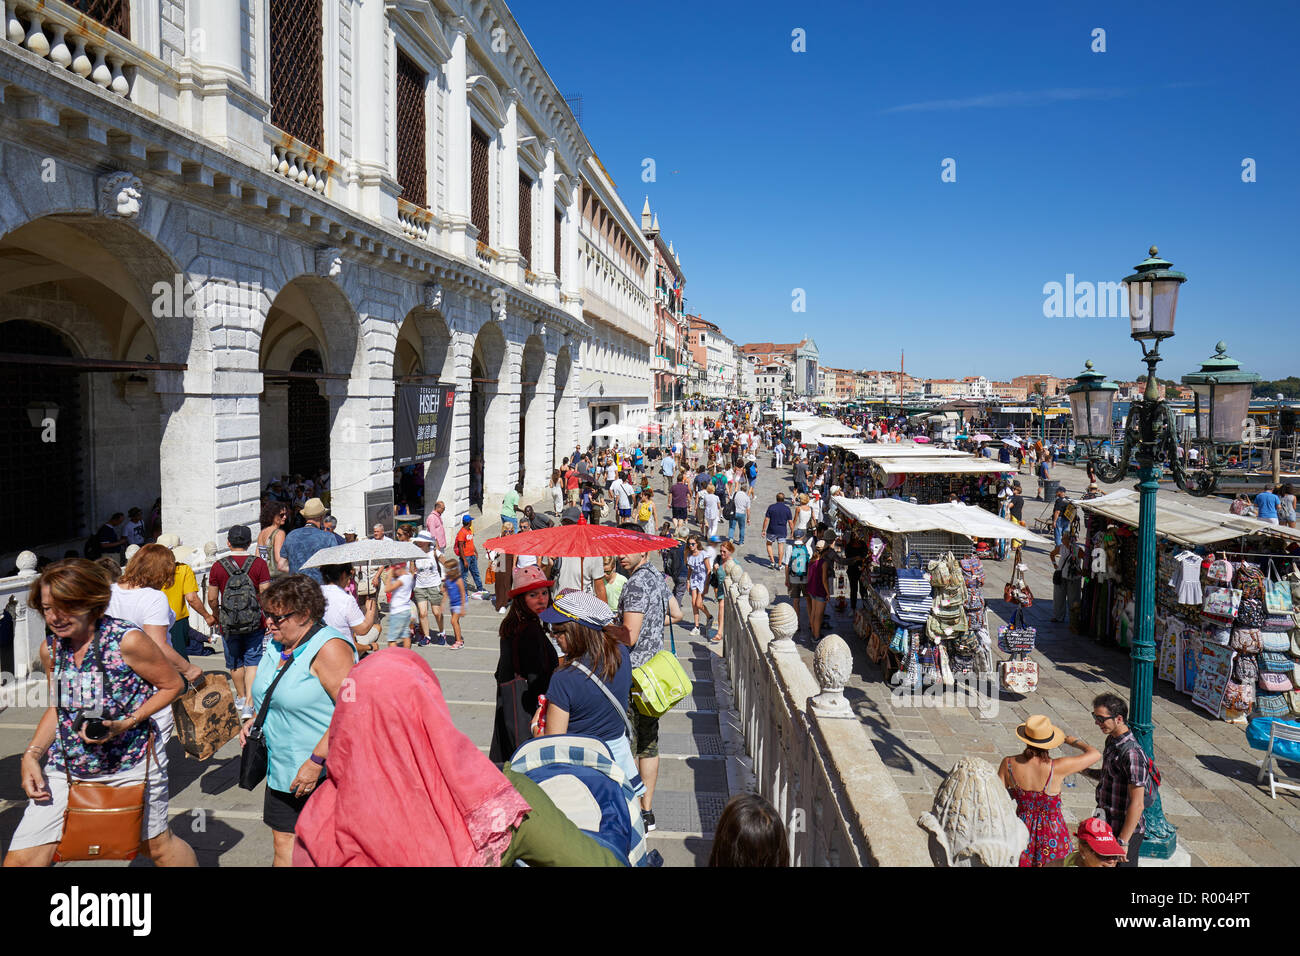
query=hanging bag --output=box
[1264,567,1294,615]
[494,633,535,761]
[1202,586,1241,624]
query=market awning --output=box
[832,496,1050,543]
[1071,489,1300,547]
[870,457,1015,476]
[842,445,971,459]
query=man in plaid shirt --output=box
[1092,692,1151,867]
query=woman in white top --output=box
[380,563,416,649]
[318,563,379,652]
[549,470,564,515]
[793,494,813,534]
[109,545,203,734]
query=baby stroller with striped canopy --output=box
[509,735,663,867]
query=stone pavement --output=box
[0,492,735,866]
[733,456,1300,867]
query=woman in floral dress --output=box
[997,715,1100,867]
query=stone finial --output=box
[811,634,853,717]
[749,583,771,613]
[917,757,1029,867]
[16,551,38,575]
[98,171,143,220]
[725,561,742,583]
[203,541,217,559]
[738,571,753,594]
[315,247,343,279]
[423,282,444,311]
[767,602,797,653]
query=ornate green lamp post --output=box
[1067,247,1259,860]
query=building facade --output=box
[0,0,643,563]
[739,338,819,397]
[642,200,688,420]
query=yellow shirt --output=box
[163,563,198,620]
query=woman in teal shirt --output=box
[244,575,355,866]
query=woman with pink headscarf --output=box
[293,650,620,867]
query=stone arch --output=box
[393,306,457,513]
[552,343,575,470]
[0,213,193,559]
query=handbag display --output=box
[1229,627,1263,654]
[889,625,911,655]
[1265,570,1294,615]
[1255,690,1291,718]
[959,556,985,588]
[895,564,931,598]
[171,672,242,761]
[239,624,323,791]
[53,734,154,863]
[1222,680,1256,712]
[890,592,932,626]
[1237,596,1267,629]
[1259,671,1294,693]
[1206,558,1234,584]
[998,659,1038,694]
[1261,631,1292,653]
[1260,650,1294,674]
[1202,586,1242,623]
[997,624,1037,654]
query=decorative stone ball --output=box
[16,550,38,574]
[813,634,852,693]
[749,584,771,613]
[726,561,742,582]
[767,602,798,641]
[738,572,753,594]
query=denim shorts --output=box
[222,627,266,670]
[385,609,412,642]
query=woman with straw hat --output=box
[997,714,1100,867]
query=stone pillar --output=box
[157,369,262,555]
[482,340,521,510]
[498,89,522,281]
[429,321,473,518]
[562,187,581,315]
[538,140,557,300]
[181,0,267,165]
[326,378,393,531]
[353,0,400,221]
[442,18,472,259]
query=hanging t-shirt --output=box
[1168,552,1204,605]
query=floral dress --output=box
[1007,761,1071,866]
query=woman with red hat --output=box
[489,567,557,764]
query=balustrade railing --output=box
[3,0,149,97]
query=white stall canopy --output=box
[1072,489,1300,547]
[832,496,1050,543]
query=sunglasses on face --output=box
[1092,712,1113,725]
[264,611,297,627]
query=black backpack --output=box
[722,492,736,521]
[83,531,103,560]
[218,557,263,635]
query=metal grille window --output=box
[0,322,84,548]
[517,172,532,267]
[66,0,130,38]
[394,50,427,208]
[269,0,324,152]
[287,350,330,478]
[554,210,562,280]
[470,126,491,245]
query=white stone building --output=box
[0,0,637,563]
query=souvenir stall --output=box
[865,455,1013,511]
[831,496,1049,689]
[1071,489,1300,722]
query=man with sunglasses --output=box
[1091,693,1151,867]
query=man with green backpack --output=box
[617,530,687,833]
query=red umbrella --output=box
[483,522,677,557]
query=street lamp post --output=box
[1034,380,1048,448]
[1067,246,1260,860]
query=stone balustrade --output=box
[397,199,433,242]
[720,570,932,867]
[267,129,334,196]
[3,0,150,97]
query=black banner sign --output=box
[394,383,455,466]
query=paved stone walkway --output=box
[0,493,735,866]
[733,456,1300,867]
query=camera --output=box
[72,703,110,742]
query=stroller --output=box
[509,735,663,867]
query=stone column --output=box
[429,320,474,517]
[563,187,581,314]
[352,0,400,221]
[498,89,522,281]
[442,17,472,259]
[326,378,393,531]
[156,368,263,554]
[538,139,557,300]
[182,0,267,165]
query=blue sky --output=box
[512,0,1299,382]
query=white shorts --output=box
[7,722,171,852]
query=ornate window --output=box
[517,171,532,267]
[268,0,324,151]
[394,50,427,208]
[554,210,563,280]
[470,125,491,245]
[66,0,129,38]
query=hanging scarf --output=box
[294,650,530,867]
